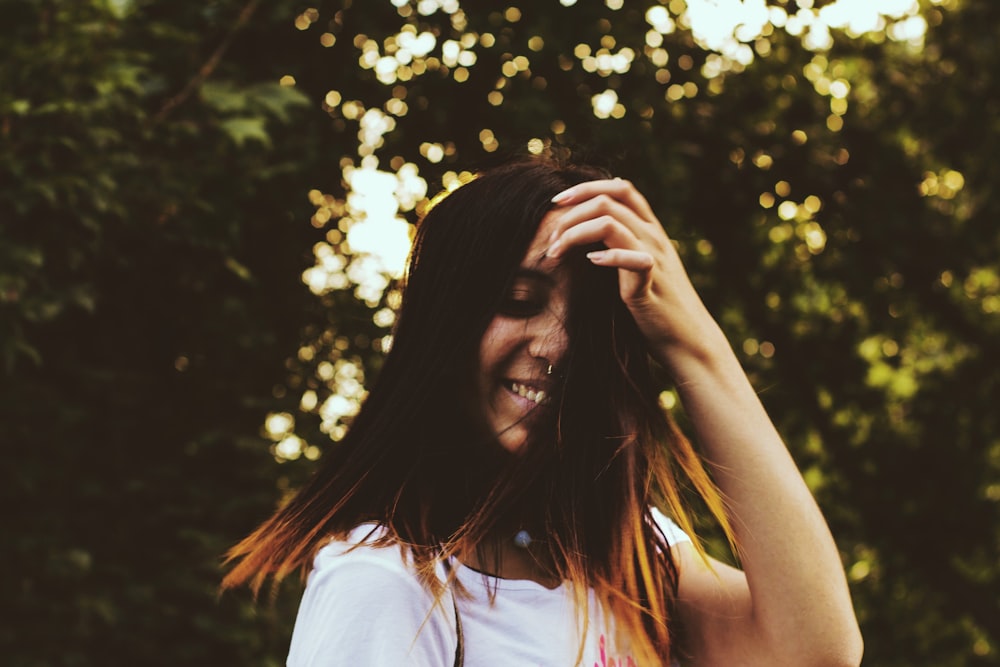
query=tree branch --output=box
[149,0,263,126]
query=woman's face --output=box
[478,211,570,453]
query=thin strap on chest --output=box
[452,590,464,667]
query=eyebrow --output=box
[512,266,557,286]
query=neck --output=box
[458,529,560,589]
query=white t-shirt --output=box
[287,508,690,666]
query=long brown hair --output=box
[222,156,734,664]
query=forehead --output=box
[520,210,562,271]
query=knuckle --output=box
[597,215,618,232]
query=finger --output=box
[586,248,655,272]
[549,193,649,245]
[547,215,640,259]
[587,249,655,302]
[551,178,657,222]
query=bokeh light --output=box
[283,0,961,466]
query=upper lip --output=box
[507,377,551,392]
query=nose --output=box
[526,308,568,368]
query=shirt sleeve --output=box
[287,549,457,667]
[649,506,693,547]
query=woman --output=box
[223,158,863,666]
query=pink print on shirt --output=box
[595,633,637,667]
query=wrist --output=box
[655,323,738,385]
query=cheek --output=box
[478,323,498,374]
[478,320,517,373]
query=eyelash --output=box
[499,289,545,318]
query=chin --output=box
[496,430,529,454]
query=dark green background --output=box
[2,1,996,665]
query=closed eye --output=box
[498,289,545,318]
[497,268,557,319]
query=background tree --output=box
[1,0,996,665]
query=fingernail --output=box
[586,250,607,262]
[551,188,574,203]
[548,239,562,257]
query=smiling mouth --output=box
[507,381,549,405]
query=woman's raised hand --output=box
[546,178,726,374]
[548,179,864,667]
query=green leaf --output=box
[224,257,253,282]
[104,0,135,20]
[70,285,97,313]
[7,338,43,370]
[249,83,311,124]
[220,117,270,147]
[8,99,31,115]
[201,82,250,114]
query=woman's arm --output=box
[547,179,863,667]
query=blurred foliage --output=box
[1,0,998,665]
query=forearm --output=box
[542,177,860,662]
[664,325,862,664]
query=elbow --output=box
[781,619,863,667]
[840,624,865,667]
[812,623,864,667]
[809,598,865,667]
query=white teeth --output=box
[510,382,548,405]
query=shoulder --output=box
[310,524,422,585]
[299,524,447,620]
[650,506,693,547]
[288,525,458,667]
